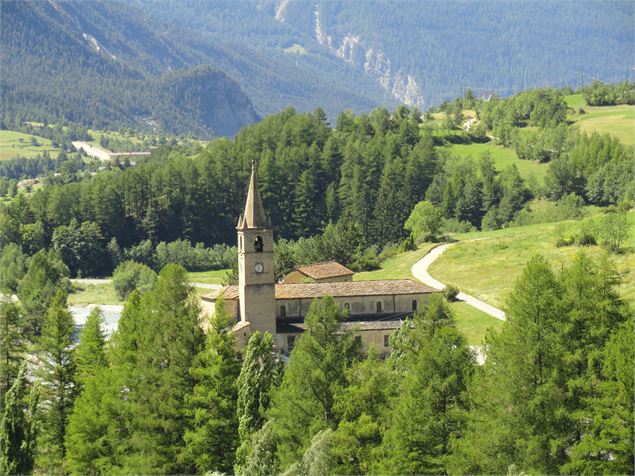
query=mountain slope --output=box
[138,0,635,111]
[0,0,259,137]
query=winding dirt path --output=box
[411,243,506,321]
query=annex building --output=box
[201,162,437,355]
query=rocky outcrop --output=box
[313,5,424,109]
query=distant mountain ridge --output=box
[138,0,635,112]
[0,0,259,137]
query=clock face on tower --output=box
[254,262,264,274]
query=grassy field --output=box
[448,301,503,345]
[69,269,230,305]
[187,269,229,285]
[354,243,503,345]
[564,93,587,110]
[430,211,635,308]
[68,283,122,306]
[574,105,635,146]
[87,128,145,148]
[443,141,549,181]
[565,94,635,146]
[354,244,437,281]
[0,130,61,160]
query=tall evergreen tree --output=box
[235,331,277,473]
[372,155,408,244]
[120,264,205,474]
[74,307,107,390]
[0,365,38,475]
[36,290,76,473]
[564,318,634,474]
[64,367,123,475]
[379,296,474,474]
[449,256,569,474]
[0,300,25,410]
[17,250,69,336]
[268,296,360,471]
[330,352,396,474]
[181,300,241,474]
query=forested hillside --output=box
[0,1,259,137]
[0,85,633,279]
[139,0,635,110]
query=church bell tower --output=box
[236,161,277,337]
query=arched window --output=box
[254,235,264,252]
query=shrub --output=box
[443,218,476,234]
[574,219,598,246]
[444,284,459,301]
[555,235,575,247]
[112,260,157,300]
[398,235,417,253]
[349,246,381,272]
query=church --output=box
[201,162,438,355]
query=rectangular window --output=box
[354,335,362,345]
[384,334,390,347]
[376,301,382,313]
[412,299,418,311]
[287,335,295,351]
[280,305,286,318]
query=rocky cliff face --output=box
[312,5,424,109]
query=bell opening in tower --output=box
[254,235,264,252]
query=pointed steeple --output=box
[239,161,270,229]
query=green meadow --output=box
[0,130,61,160]
[430,211,635,308]
[443,141,549,181]
[566,94,635,146]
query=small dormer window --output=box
[254,236,263,252]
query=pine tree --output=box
[268,296,359,470]
[379,296,474,474]
[564,318,634,474]
[448,256,569,474]
[36,290,76,473]
[17,250,69,336]
[372,155,408,245]
[121,264,205,474]
[0,300,25,410]
[235,331,277,473]
[330,352,396,474]
[181,300,241,474]
[74,307,107,390]
[0,365,38,475]
[558,253,629,448]
[64,367,123,475]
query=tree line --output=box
[0,251,632,474]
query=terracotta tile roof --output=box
[211,279,436,301]
[294,261,354,280]
[277,318,405,333]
